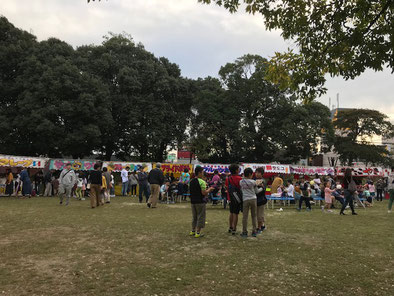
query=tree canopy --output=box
[197,0,394,102]
[333,109,394,166]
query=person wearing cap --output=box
[59,163,77,205]
[147,163,165,208]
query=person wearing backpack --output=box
[189,166,215,238]
[255,167,267,234]
[340,168,357,215]
[225,164,243,235]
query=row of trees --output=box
[0,16,393,165]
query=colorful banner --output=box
[199,164,244,175]
[0,155,47,168]
[103,162,152,172]
[156,164,193,176]
[290,166,335,176]
[336,167,383,177]
[383,168,394,177]
[49,159,97,171]
[243,163,290,174]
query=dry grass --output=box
[0,196,393,295]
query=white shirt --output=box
[121,169,128,183]
[287,184,294,197]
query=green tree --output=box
[333,109,394,166]
[0,36,112,158]
[197,0,393,102]
[77,34,193,161]
[190,55,334,163]
[0,17,112,158]
[189,76,239,163]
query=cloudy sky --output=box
[1,0,393,120]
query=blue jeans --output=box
[139,183,150,203]
[122,182,128,196]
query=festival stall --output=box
[154,163,193,179]
[103,161,152,172]
[199,163,245,175]
[49,159,152,172]
[336,166,383,177]
[290,166,335,176]
[243,163,290,178]
[0,154,47,169]
[49,159,97,171]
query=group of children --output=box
[189,164,267,238]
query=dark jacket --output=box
[90,170,102,185]
[190,178,205,204]
[148,168,165,186]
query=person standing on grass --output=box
[20,168,32,198]
[43,170,53,197]
[226,164,243,235]
[5,169,14,196]
[297,178,312,211]
[109,172,115,197]
[323,181,335,213]
[128,172,138,197]
[189,166,214,238]
[121,166,129,196]
[387,176,394,213]
[138,166,150,203]
[239,168,262,238]
[255,167,267,234]
[376,179,384,202]
[102,167,111,203]
[59,163,76,205]
[147,163,165,208]
[340,168,357,215]
[89,163,103,208]
[76,175,84,200]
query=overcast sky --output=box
[1,0,393,120]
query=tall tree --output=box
[334,109,394,166]
[190,55,334,163]
[77,34,193,161]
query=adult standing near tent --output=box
[5,168,14,196]
[90,163,103,208]
[147,163,165,208]
[340,168,357,215]
[43,170,53,197]
[19,168,32,198]
[376,179,384,202]
[138,166,150,203]
[102,167,111,203]
[128,172,138,198]
[59,163,77,206]
[121,166,129,196]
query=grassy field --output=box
[0,196,393,296]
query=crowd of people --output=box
[1,163,394,238]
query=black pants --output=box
[298,196,311,209]
[129,184,137,196]
[340,190,355,213]
[376,189,383,201]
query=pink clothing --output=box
[368,184,375,193]
[324,187,334,203]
